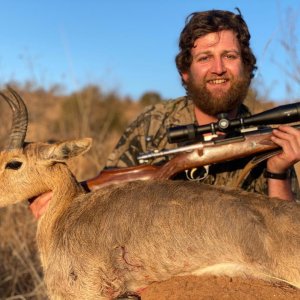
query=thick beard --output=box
[186,75,250,116]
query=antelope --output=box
[0,88,300,300]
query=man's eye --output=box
[197,56,209,62]
[5,161,23,170]
[225,54,238,60]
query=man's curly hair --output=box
[175,9,257,84]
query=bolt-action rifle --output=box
[85,102,300,190]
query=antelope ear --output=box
[38,138,92,162]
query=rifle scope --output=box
[167,102,300,144]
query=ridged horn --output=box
[0,86,28,149]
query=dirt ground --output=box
[140,275,300,300]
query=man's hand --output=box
[267,125,300,173]
[29,191,53,219]
[266,125,300,201]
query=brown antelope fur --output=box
[0,88,300,299]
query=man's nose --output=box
[211,57,226,75]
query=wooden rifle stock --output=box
[86,126,299,191]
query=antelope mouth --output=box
[28,196,37,204]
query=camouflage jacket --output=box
[105,96,298,196]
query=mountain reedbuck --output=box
[0,88,300,299]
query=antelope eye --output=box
[5,161,23,170]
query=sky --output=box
[0,0,299,103]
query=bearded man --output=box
[103,9,300,201]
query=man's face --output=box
[182,30,251,116]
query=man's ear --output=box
[181,71,189,85]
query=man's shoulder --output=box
[139,96,195,124]
[142,96,187,111]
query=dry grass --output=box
[0,204,45,299]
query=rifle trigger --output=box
[185,166,209,181]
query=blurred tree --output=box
[139,91,163,106]
[276,7,300,101]
[244,88,275,114]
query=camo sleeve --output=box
[105,109,150,168]
[105,97,195,168]
[104,103,175,168]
